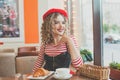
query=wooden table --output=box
[0,74,93,80]
[0,77,20,80]
[22,74,93,80]
[45,75,93,80]
[0,74,111,80]
[0,73,22,80]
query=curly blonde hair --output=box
[41,13,68,44]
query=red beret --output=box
[43,8,68,21]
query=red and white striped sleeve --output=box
[70,35,78,48]
[32,45,45,72]
[70,35,83,68]
[72,56,83,68]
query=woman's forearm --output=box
[67,38,83,68]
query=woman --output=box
[33,8,83,72]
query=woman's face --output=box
[51,15,66,36]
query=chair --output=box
[16,56,38,74]
[0,49,16,77]
[16,46,39,74]
[17,46,38,57]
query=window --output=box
[103,0,120,66]
[64,0,94,64]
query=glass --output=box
[79,0,94,63]
[64,0,94,64]
[103,0,120,66]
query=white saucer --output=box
[53,74,72,80]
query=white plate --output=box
[27,71,54,80]
[53,74,72,80]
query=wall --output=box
[24,0,39,44]
[0,0,64,49]
[28,0,64,44]
[38,0,64,30]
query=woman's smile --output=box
[57,29,64,32]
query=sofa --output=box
[0,46,39,77]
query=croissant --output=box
[33,68,50,77]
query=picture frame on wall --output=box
[0,0,24,42]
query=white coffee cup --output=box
[54,68,70,78]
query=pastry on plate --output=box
[33,68,50,77]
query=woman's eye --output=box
[53,21,65,25]
[54,21,59,24]
[62,22,65,24]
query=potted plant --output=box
[80,49,93,62]
[109,62,120,80]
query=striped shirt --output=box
[33,35,83,72]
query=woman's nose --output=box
[59,23,63,27]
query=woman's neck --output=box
[53,35,62,45]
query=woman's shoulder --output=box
[69,35,76,40]
[40,44,46,49]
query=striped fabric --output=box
[72,56,83,68]
[33,35,83,72]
